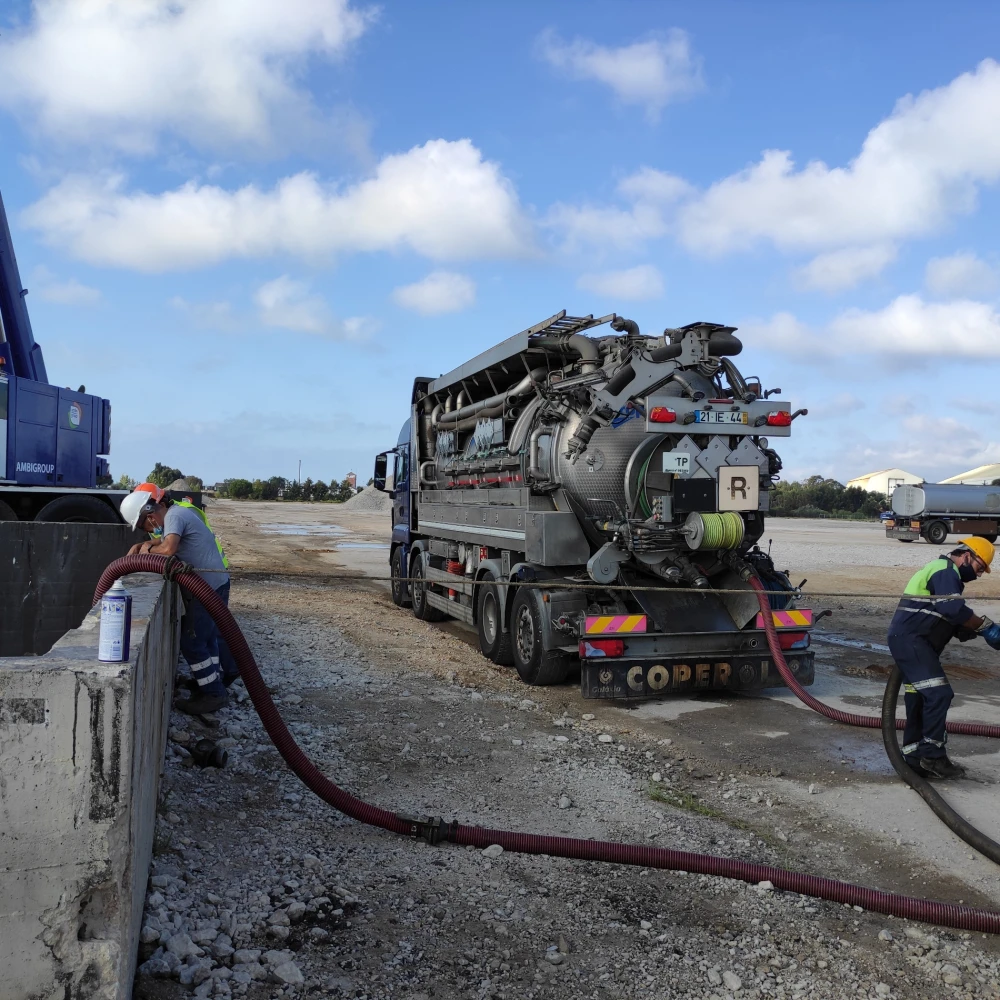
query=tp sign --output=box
[718,466,759,511]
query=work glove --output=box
[981,622,1000,650]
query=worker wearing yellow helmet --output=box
[887,536,1000,780]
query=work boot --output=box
[918,755,966,780]
[902,754,923,773]
[175,691,228,717]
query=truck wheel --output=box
[0,499,16,521]
[410,553,445,622]
[976,533,998,544]
[390,547,410,607]
[923,520,948,545]
[476,574,512,665]
[510,588,570,685]
[34,495,120,524]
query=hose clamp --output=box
[399,814,455,846]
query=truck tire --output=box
[923,520,948,546]
[476,574,513,665]
[34,495,120,524]
[410,553,445,622]
[0,499,16,521]
[510,588,570,685]
[390,547,410,607]
[976,533,998,544]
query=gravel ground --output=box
[134,579,1000,1000]
[340,487,393,513]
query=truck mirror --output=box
[373,452,388,492]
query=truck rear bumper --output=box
[885,527,921,540]
[580,651,814,700]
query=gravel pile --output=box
[340,486,392,513]
[135,581,1000,999]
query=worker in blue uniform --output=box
[888,537,1000,779]
[121,484,232,715]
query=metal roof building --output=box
[939,464,1000,485]
[845,468,923,493]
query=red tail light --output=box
[766,410,792,427]
[579,639,625,658]
[649,406,677,423]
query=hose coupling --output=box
[398,814,456,846]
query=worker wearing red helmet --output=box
[121,483,234,715]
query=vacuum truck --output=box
[373,310,815,700]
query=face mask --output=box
[151,525,163,540]
[959,561,978,582]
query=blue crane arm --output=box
[0,189,48,384]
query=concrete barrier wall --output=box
[0,523,142,657]
[0,574,179,1000]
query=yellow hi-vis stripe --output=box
[784,609,810,626]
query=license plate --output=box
[694,410,748,424]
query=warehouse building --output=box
[845,468,923,494]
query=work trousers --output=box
[887,632,953,760]
[180,580,236,698]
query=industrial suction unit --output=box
[373,310,812,700]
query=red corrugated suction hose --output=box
[748,576,1000,739]
[95,557,1000,934]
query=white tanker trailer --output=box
[886,483,1000,545]
[373,310,815,700]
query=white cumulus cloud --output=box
[539,29,703,118]
[744,294,1000,359]
[925,252,1000,296]
[794,245,897,292]
[576,265,663,301]
[0,0,372,154]
[677,59,1000,254]
[30,265,101,305]
[23,139,532,272]
[254,275,368,339]
[392,272,475,315]
[546,167,689,251]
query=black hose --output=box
[881,665,1000,864]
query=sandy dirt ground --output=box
[133,501,1000,999]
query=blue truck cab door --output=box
[391,417,411,541]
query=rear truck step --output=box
[578,610,814,699]
[581,649,814,699]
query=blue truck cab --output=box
[0,189,123,522]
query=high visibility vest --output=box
[175,500,230,570]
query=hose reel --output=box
[683,510,744,551]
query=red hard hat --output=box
[134,482,166,503]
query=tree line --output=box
[770,476,887,518]
[217,476,360,502]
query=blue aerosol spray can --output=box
[99,579,132,662]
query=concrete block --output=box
[0,574,179,1000]
[0,522,142,657]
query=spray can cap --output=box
[105,579,128,596]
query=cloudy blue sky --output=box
[2,0,999,486]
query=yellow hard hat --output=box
[959,536,994,572]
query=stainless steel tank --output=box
[892,483,1000,517]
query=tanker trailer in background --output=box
[886,483,1000,545]
[373,310,814,700]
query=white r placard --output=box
[718,465,759,511]
[662,452,691,474]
